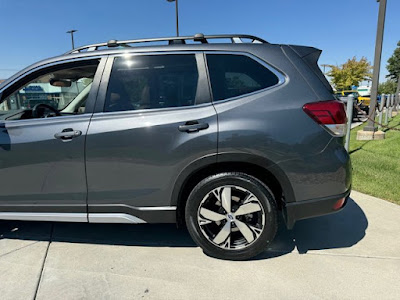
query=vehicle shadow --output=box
[256,197,368,259]
[0,197,367,260]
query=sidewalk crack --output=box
[33,223,54,300]
[304,251,400,261]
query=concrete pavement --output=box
[0,191,399,299]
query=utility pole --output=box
[363,0,387,132]
[321,64,330,75]
[394,78,400,112]
[167,0,179,36]
[66,30,77,50]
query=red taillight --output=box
[303,100,347,136]
[303,100,347,124]
[333,197,346,210]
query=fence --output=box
[376,94,399,130]
[344,93,400,151]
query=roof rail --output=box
[65,33,268,54]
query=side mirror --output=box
[50,79,72,87]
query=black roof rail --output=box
[65,33,268,55]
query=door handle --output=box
[178,121,209,133]
[54,128,82,140]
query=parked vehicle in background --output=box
[334,90,359,119]
[334,90,359,102]
[357,85,371,97]
[358,95,370,114]
[0,33,351,260]
[335,90,370,116]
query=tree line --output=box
[327,41,400,94]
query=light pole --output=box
[364,0,387,132]
[321,64,330,75]
[167,0,179,36]
[66,29,77,50]
[395,79,400,112]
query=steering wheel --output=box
[32,103,61,118]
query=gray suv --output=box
[0,34,351,260]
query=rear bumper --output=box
[283,188,351,229]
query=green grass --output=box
[349,114,400,204]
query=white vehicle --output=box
[357,86,371,97]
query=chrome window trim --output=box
[203,51,287,104]
[91,101,214,120]
[3,114,92,128]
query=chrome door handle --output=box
[179,121,209,133]
[54,128,82,140]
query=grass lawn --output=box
[349,114,400,204]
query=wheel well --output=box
[176,162,284,227]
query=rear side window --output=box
[206,54,280,102]
[104,54,199,112]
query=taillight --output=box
[303,100,347,136]
[333,197,346,210]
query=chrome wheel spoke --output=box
[212,188,222,202]
[197,185,265,250]
[221,187,232,213]
[198,217,213,226]
[234,202,262,216]
[222,236,231,249]
[199,208,225,223]
[213,222,231,245]
[235,220,262,243]
[243,194,257,204]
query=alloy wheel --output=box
[197,185,265,250]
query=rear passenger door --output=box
[85,53,217,222]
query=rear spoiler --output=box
[289,45,333,93]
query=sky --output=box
[0,0,399,83]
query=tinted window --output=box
[104,55,199,112]
[206,54,280,101]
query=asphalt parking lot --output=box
[1,190,399,300]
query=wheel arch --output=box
[172,153,295,226]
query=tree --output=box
[328,57,372,91]
[378,79,397,94]
[386,41,400,82]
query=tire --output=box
[185,172,278,260]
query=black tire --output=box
[185,172,278,260]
